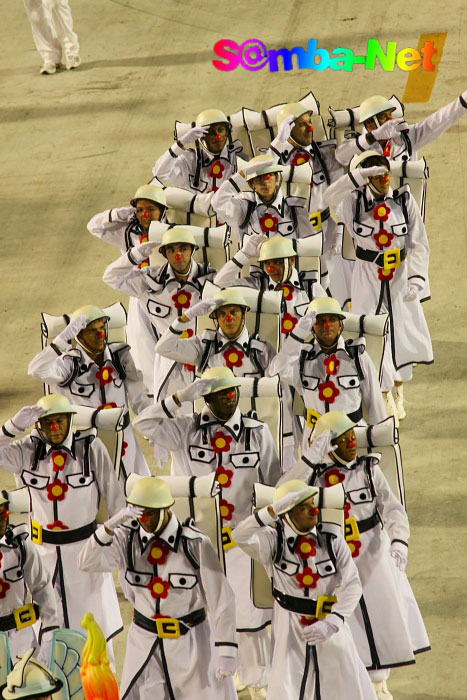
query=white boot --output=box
[383,392,399,427]
[393,384,406,420]
[40,61,56,74]
[248,687,268,699]
[372,680,393,700]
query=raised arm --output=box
[87,206,136,249]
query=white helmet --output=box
[349,150,390,172]
[2,649,63,699]
[69,305,110,326]
[244,155,283,181]
[359,95,396,124]
[314,411,357,441]
[195,108,230,128]
[257,236,296,262]
[127,477,175,510]
[208,289,250,318]
[36,394,77,417]
[308,297,346,319]
[201,366,242,394]
[273,479,319,515]
[130,184,167,209]
[276,102,313,128]
[158,227,198,257]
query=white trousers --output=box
[23,0,79,63]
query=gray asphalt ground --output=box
[1,1,466,697]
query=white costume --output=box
[103,254,216,404]
[23,0,79,65]
[0,524,59,661]
[233,511,376,699]
[325,176,433,389]
[0,425,124,642]
[87,205,166,394]
[211,172,316,243]
[28,342,151,482]
[133,399,281,688]
[336,94,467,165]
[269,331,387,449]
[285,454,431,671]
[78,513,237,700]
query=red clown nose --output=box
[312,507,320,516]
[50,423,59,431]
[140,514,149,523]
[347,440,357,449]
[262,173,271,180]
[214,134,223,141]
[1,510,10,519]
[175,253,183,261]
[97,331,106,339]
[142,210,150,218]
[382,176,390,183]
[267,265,276,274]
[306,125,314,133]
[225,314,233,322]
[323,321,331,329]
[226,390,236,399]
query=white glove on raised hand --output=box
[177,378,215,404]
[294,309,317,337]
[306,429,334,462]
[53,315,88,350]
[403,283,422,302]
[115,206,136,221]
[351,166,387,187]
[269,487,312,518]
[10,406,47,433]
[390,541,408,571]
[301,619,339,644]
[277,114,296,143]
[240,233,268,258]
[215,654,237,681]
[184,298,224,321]
[104,505,144,533]
[131,240,159,263]
[371,119,400,142]
[242,158,275,181]
[179,126,209,146]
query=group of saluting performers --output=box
[1,86,466,699]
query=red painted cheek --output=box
[50,423,59,431]
[140,514,149,523]
[312,507,320,516]
[226,391,236,399]
[175,253,183,261]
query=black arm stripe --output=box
[2,426,15,438]
[459,95,467,110]
[391,539,408,548]
[230,178,241,193]
[348,171,359,188]
[214,641,238,647]
[232,257,243,269]
[161,400,173,418]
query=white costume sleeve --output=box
[359,352,387,423]
[259,423,282,486]
[132,397,193,450]
[28,346,74,385]
[92,439,125,516]
[23,538,60,632]
[0,432,29,473]
[87,206,135,250]
[321,143,346,184]
[232,510,278,568]
[213,252,257,288]
[102,251,149,297]
[406,194,430,285]
[407,94,467,152]
[266,331,305,388]
[323,172,359,210]
[155,319,204,367]
[267,136,291,162]
[196,536,238,655]
[121,347,152,414]
[77,525,126,573]
[152,143,195,187]
[325,533,363,628]
[211,174,250,230]
[335,133,381,166]
[373,463,410,545]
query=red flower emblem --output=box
[122,441,128,457]
[220,499,235,521]
[296,567,320,589]
[223,347,244,369]
[138,233,149,269]
[373,230,394,249]
[279,283,295,301]
[98,402,117,410]
[51,450,67,473]
[96,366,114,386]
[296,537,317,560]
[148,576,170,599]
[344,501,352,519]
[172,290,192,311]
[147,542,169,566]
[291,151,311,166]
[211,431,232,454]
[46,520,69,531]
[0,578,10,599]
[378,267,395,282]
[281,312,298,335]
[47,479,68,502]
[373,203,391,222]
[347,540,362,558]
[383,141,392,157]
[180,328,195,370]
[323,354,340,376]
[318,380,340,404]
[216,466,234,488]
[324,468,345,487]
[260,214,278,233]
[209,161,225,179]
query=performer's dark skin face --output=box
[264,257,295,283]
[0,504,9,537]
[204,386,239,422]
[77,318,107,358]
[313,314,342,350]
[289,496,319,531]
[139,507,171,535]
[331,428,358,462]
[203,122,229,153]
[38,414,70,445]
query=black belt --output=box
[356,512,380,533]
[133,607,206,635]
[272,589,333,616]
[40,520,97,545]
[0,604,40,632]
[347,406,363,424]
[355,246,406,267]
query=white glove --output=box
[131,240,159,263]
[277,114,296,142]
[240,233,267,258]
[306,429,334,462]
[301,619,339,644]
[177,378,215,404]
[36,638,53,666]
[242,158,275,181]
[394,119,409,133]
[390,541,408,571]
[403,283,422,302]
[104,505,144,533]
[114,206,136,221]
[10,406,47,432]
[179,125,209,146]
[351,166,387,187]
[294,309,317,337]
[371,120,399,141]
[270,487,312,517]
[53,314,88,349]
[215,654,237,681]
[184,298,224,320]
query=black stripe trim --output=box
[299,643,312,700]
[106,624,124,641]
[93,531,112,547]
[367,659,416,670]
[50,343,63,356]
[127,249,139,266]
[356,136,365,152]
[311,646,321,700]
[2,426,15,438]
[408,274,425,282]
[289,331,306,343]
[254,510,267,526]
[330,611,344,623]
[121,637,160,700]
[229,177,241,192]
[236,619,271,633]
[391,539,408,547]
[108,209,113,222]
[214,641,238,647]
[55,547,70,628]
[168,324,183,335]
[159,639,176,700]
[168,147,178,158]
[348,171,359,188]
[161,400,173,418]
[359,595,380,668]
[232,257,243,269]
[459,95,467,110]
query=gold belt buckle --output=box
[306,408,321,431]
[345,516,360,542]
[13,604,38,630]
[222,526,237,551]
[315,595,338,620]
[383,248,401,270]
[31,520,43,545]
[310,210,323,230]
[155,617,181,638]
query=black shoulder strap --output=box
[345,341,365,381]
[181,533,200,569]
[239,199,256,230]
[311,142,330,185]
[110,346,127,381]
[274,520,284,564]
[400,130,413,159]
[59,356,80,389]
[199,336,215,373]
[82,434,93,477]
[355,188,363,224]
[32,440,47,471]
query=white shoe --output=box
[40,61,56,75]
[383,392,399,427]
[393,385,406,420]
[372,680,393,700]
[66,55,81,70]
[248,687,267,699]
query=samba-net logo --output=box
[213,38,438,73]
